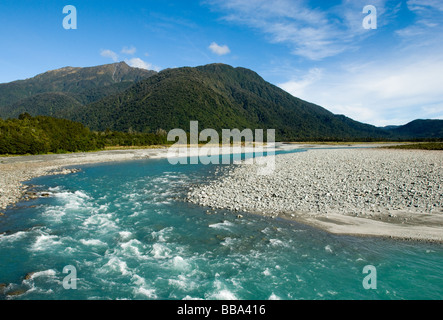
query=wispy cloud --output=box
[121,46,137,55]
[396,0,443,42]
[209,42,231,55]
[207,0,388,60]
[100,49,119,62]
[407,0,443,12]
[278,68,323,98]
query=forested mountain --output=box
[383,119,443,139]
[0,62,156,119]
[1,62,441,142]
[70,63,391,141]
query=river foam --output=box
[1,154,443,300]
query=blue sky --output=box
[0,0,442,126]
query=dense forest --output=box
[0,114,169,155]
[72,64,394,141]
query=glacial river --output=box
[1,150,442,300]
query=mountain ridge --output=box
[383,119,443,139]
[0,62,441,141]
[0,62,157,119]
[69,63,392,141]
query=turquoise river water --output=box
[1,150,442,300]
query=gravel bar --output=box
[187,148,443,242]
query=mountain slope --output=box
[0,62,156,118]
[71,63,390,140]
[386,120,443,139]
[4,92,83,118]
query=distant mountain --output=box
[384,120,443,139]
[0,62,156,119]
[381,125,401,130]
[70,63,391,141]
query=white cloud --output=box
[278,53,443,126]
[207,0,389,60]
[209,42,231,55]
[121,46,137,55]
[127,57,148,69]
[397,1,443,40]
[126,58,161,72]
[101,48,160,72]
[278,68,323,98]
[100,49,119,62]
[407,0,443,12]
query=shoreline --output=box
[0,148,171,211]
[0,143,277,211]
[2,144,442,243]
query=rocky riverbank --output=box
[187,148,443,242]
[0,144,268,212]
[0,149,169,211]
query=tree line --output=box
[0,113,169,155]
